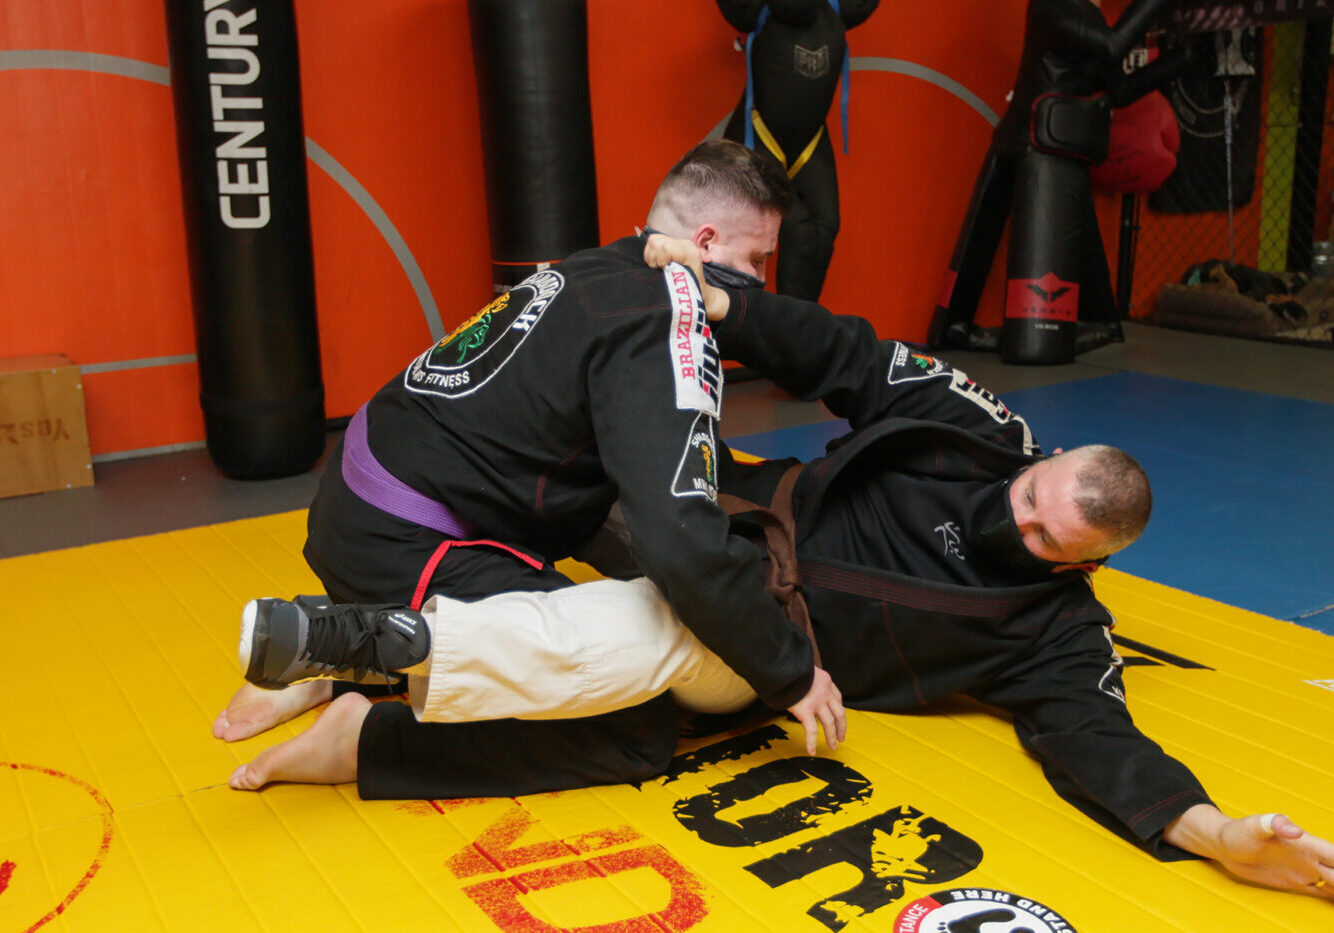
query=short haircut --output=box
[647,139,793,231]
[1066,445,1153,557]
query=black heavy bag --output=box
[1000,151,1086,365]
[468,0,599,294]
[165,0,325,478]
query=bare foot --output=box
[228,692,371,790]
[213,681,333,742]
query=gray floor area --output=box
[1,321,1328,559]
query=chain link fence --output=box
[1124,9,1334,348]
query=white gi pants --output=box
[406,577,758,722]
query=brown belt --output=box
[718,463,821,667]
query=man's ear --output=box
[692,223,718,259]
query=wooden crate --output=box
[0,354,94,498]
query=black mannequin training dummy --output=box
[928,0,1190,364]
[718,0,879,301]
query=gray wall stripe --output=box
[706,56,997,139]
[3,49,446,368]
[92,440,206,465]
[9,49,992,387]
[81,354,197,375]
[304,138,446,341]
[0,49,170,84]
[852,56,999,127]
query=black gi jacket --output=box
[305,236,814,710]
[711,287,1212,859]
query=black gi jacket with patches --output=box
[712,287,1212,859]
[304,236,814,710]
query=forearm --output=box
[713,288,891,426]
[1161,805,1334,894]
[1162,803,1230,859]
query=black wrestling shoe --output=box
[238,595,430,689]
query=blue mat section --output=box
[725,419,848,461]
[726,373,1334,633]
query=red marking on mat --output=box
[394,797,491,817]
[4,762,114,933]
[893,894,945,930]
[431,796,494,813]
[463,844,707,932]
[449,804,647,880]
[450,805,589,878]
[566,827,642,854]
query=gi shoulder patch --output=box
[672,412,719,501]
[886,342,951,384]
[886,342,1036,454]
[664,263,722,418]
[404,269,563,399]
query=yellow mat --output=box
[3,510,1332,931]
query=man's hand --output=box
[1164,805,1334,898]
[787,666,847,755]
[642,233,731,321]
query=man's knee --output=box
[605,695,683,782]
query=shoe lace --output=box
[300,606,386,680]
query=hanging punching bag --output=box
[165,0,325,479]
[468,0,600,294]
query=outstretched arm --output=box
[1165,807,1334,898]
[642,234,1038,451]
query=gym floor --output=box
[4,321,1334,931]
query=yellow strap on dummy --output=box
[751,110,824,179]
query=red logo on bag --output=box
[1006,273,1079,322]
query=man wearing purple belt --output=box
[214,140,846,800]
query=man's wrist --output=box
[703,283,731,322]
[1163,803,1227,860]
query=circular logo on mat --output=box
[2,763,114,931]
[894,888,1076,933]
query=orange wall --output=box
[3,0,1040,459]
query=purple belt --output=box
[341,404,476,539]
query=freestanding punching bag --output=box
[165,0,325,478]
[928,0,1184,365]
[999,147,1100,365]
[468,0,599,294]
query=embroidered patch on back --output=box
[664,263,722,418]
[404,269,563,399]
